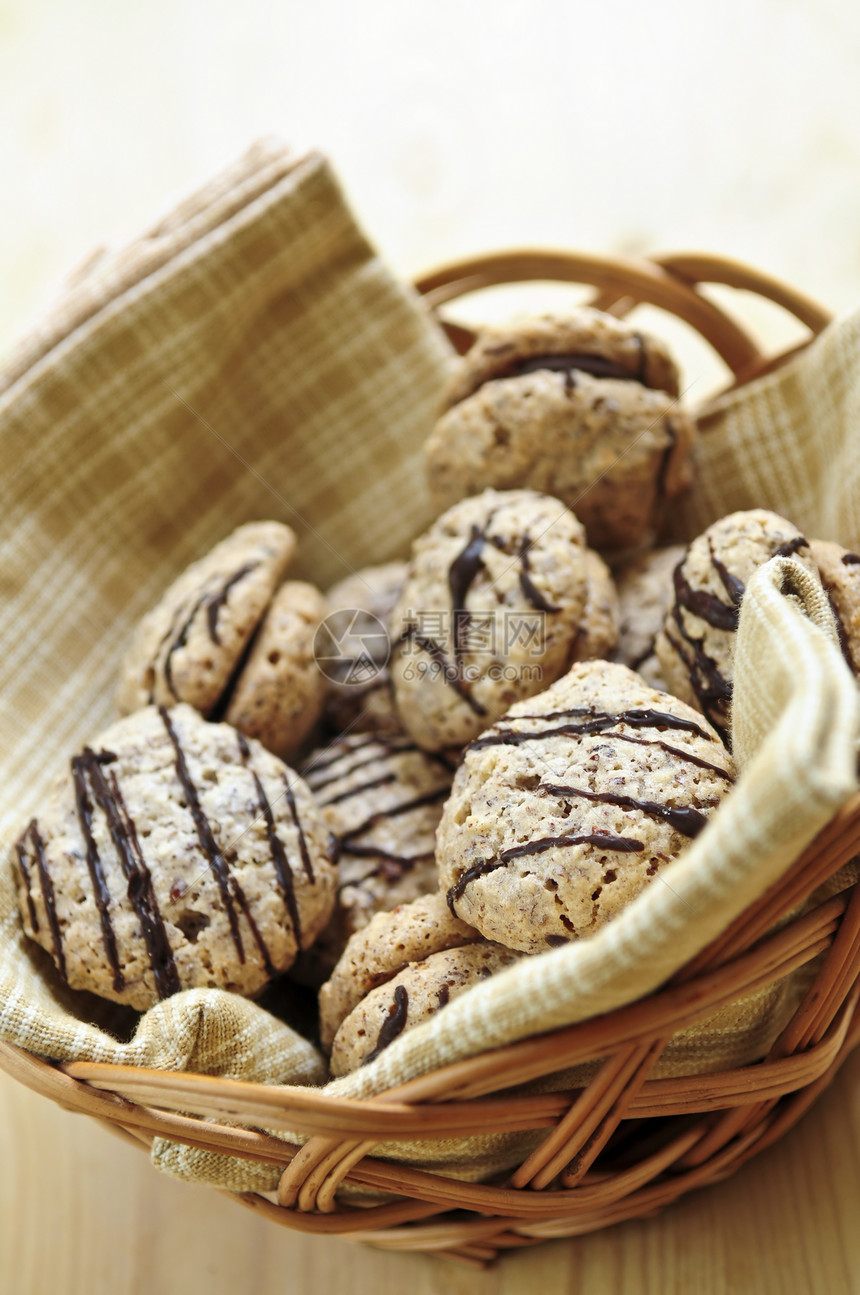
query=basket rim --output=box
[414,246,833,396]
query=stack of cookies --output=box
[12,306,858,1075]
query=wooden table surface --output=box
[2,1051,859,1295]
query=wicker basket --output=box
[2,250,858,1270]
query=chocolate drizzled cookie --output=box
[390,488,590,750]
[810,538,860,677]
[436,659,735,954]
[117,521,329,759]
[12,704,337,1009]
[423,310,696,552]
[318,891,481,1052]
[614,545,686,690]
[299,732,455,978]
[322,561,407,736]
[655,510,818,743]
[324,894,518,1075]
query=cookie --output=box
[567,549,620,665]
[810,539,860,677]
[390,488,589,750]
[318,892,480,1051]
[299,732,455,977]
[12,704,337,1010]
[117,521,296,717]
[614,545,686,690]
[655,511,818,743]
[423,311,695,552]
[322,562,407,736]
[436,659,735,954]
[329,940,520,1076]
[223,581,328,759]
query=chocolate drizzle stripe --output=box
[159,706,245,961]
[242,760,302,951]
[401,630,488,716]
[83,756,181,1000]
[449,522,490,663]
[655,419,677,498]
[305,742,417,791]
[465,715,733,781]
[774,537,809,559]
[540,783,709,839]
[338,849,434,892]
[162,593,208,699]
[447,859,507,911]
[673,555,739,633]
[317,772,397,808]
[363,984,410,1065]
[206,562,258,644]
[283,775,316,884]
[603,732,734,780]
[208,617,263,722]
[14,834,39,934]
[229,876,275,975]
[340,786,450,843]
[303,734,396,777]
[447,832,644,914]
[17,821,66,978]
[664,619,732,746]
[71,753,124,992]
[518,537,561,613]
[501,832,644,862]
[707,539,745,608]
[338,842,430,865]
[458,351,652,405]
[468,706,716,752]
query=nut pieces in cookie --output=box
[13,704,337,1010]
[423,310,696,552]
[323,894,519,1076]
[390,488,590,750]
[436,660,735,954]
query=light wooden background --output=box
[2,1051,860,1293]
[3,1,860,1291]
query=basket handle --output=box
[414,249,833,385]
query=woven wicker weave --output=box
[1,250,857,1269]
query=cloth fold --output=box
[1,140,859,1196]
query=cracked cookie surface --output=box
[117,520,295,717]
[424,311,695,552]
[224,580,328,758]
[390,488,589,750]
[436,659,735,954]
[13,704,337,1009]
[655,510,818,743]
[318,892,480,1051]
[328,939,520,1076]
